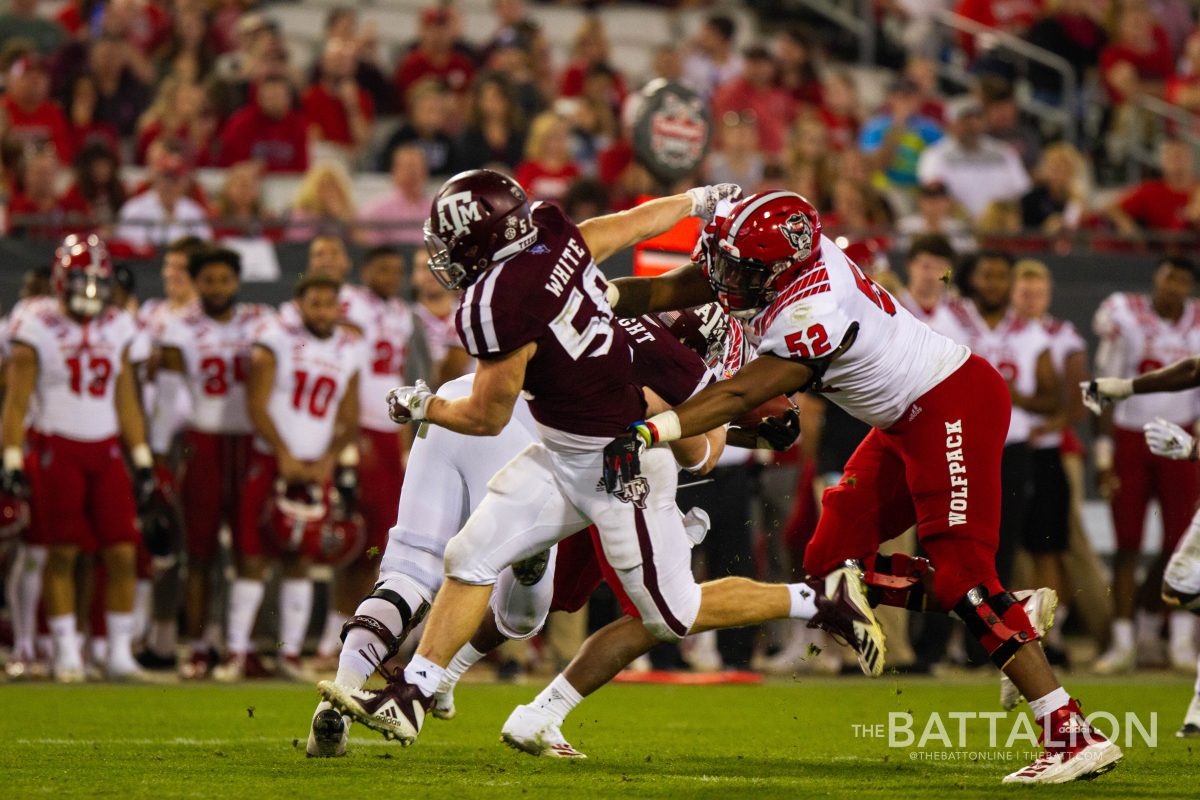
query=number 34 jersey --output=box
[253,319,367,460]
[9,301,137,442]
[159,304,275,436]
[750,235,970,429]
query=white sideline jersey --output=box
[950,302,1050,445]
[1094,292,1200,429]
[1031,316,1086,449]
[339,284,418,432]
[749,235,969,429]
[895,289,970,344]
[9,303,137,441]
[253,319,366,460]
[414,303,461,366]
[159,304,275,435]
[379,374,539,593]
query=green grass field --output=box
[0,674,1195,798]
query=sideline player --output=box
[1085,354,1200,736]
[319,172,882,748]
[599,191,1120,784]
[1,235,156,681]
[154,247,273,678]
[1090,256,1200,673]
[213,275,365,681]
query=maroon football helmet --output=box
[654,304,729,369]
[423,169,537,290]
[53,233,114,318]
[265,480,328,557]
[702,192,822,319]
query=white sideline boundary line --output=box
[14,737,420,748]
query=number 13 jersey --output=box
[750,235,969,429]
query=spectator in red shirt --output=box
[1106,139,1200,233]
[216,74,310,173]
[303,39,374,159]
[135,76,216,165]
[712,46,795,160]
[956,0,1043,59]
[1100,5,1174,104]
[815,71,861,152]
[394,7,476,109]
[7,146,70,238]
[3,54,73,163]
[558,16,627,113]
[65,74,121,158]
[59,141,127,229]
[514,111,579,203]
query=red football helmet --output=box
[654,303,729,368]
[702,192,823,319]
[265,480,328,557]
[315,512,367,568]
[423,169,536,290]
[53,233,114,318]
[0,493,29,542]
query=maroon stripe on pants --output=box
[633,506,688,638]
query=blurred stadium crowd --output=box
[0,0,1198,683]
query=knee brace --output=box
[953,584,1039,668]
[863,553,938,612]
[340,578,431,660]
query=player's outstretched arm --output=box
[423,342,536,436]
[1083,355,1200,413]
[605,262,718,318]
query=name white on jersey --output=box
[340,284,417,432]
[10,303,137,441]
[751,236,969,429]
[254,320,366,460]
[1094,292,1200,429]
[160,304,274,435]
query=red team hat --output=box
[703,191,823,319]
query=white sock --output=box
[48,613,82,670]
[106,611,137,669]
[1170,611,1197,651]
[90,636,107,666]
[227,579,265,655]
[439,643,486,693]
[403,654,446,697]
[317,610,347,657]
[787,582,818,619]
[279,578,314,658]
[1028,686,1071,720]
[1112,618,1134,651]
[1135,609,1161,646]
[150,619,177,658]
[132,579,153,645]
[7,544,46,660]
[531,673,583,727]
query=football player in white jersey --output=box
[154,246,274,678]
[1,235,156,682]
[320,173,882,753]
[602,192,1120,783]
[1084,352,1200,736]
[411,249,472,387]
[277,235,355,328]
[213,275,366,682]
[1089,256,1200,673]
[893,233,968,342]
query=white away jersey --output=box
[950,302,1050,444]
[340,284,418,432]
[895,289,970,345]
[159,304,275,435]
[1031,316,1086,449]
[9,303,137,441]
[750,235,969,429]
[1093,292,1200,429]
[414,303,462,366]
[253,319,366,460]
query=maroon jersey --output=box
[455,203,644,440]
[622,315,713,406]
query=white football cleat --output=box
[432,687,457,720]
[1003,699,1122,784]
[1000,587,1058,710]
[1092,643,1136,675]
[1177,693,1200,738]
[212,654,246,683]
[500,704,586,758]
[307,702,349,757]
[53,665,86,684]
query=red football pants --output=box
[180,430,253,561]
[234,450,278,559]
[803,355,1010,610]
[1111,425,1200,553]
[358,427,404,551]
[32,435,139,550]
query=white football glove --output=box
[686,183,742,223]
[1080,378,1134,415]
[387,380,434,424]
[1144,417,1198,461]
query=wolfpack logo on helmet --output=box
[436,191,483,236]
[782,213,814,259]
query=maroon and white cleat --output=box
[806,563,887,676]
[180,650,212,680]
[318,678,432,745]
[1004,699,1123,784]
